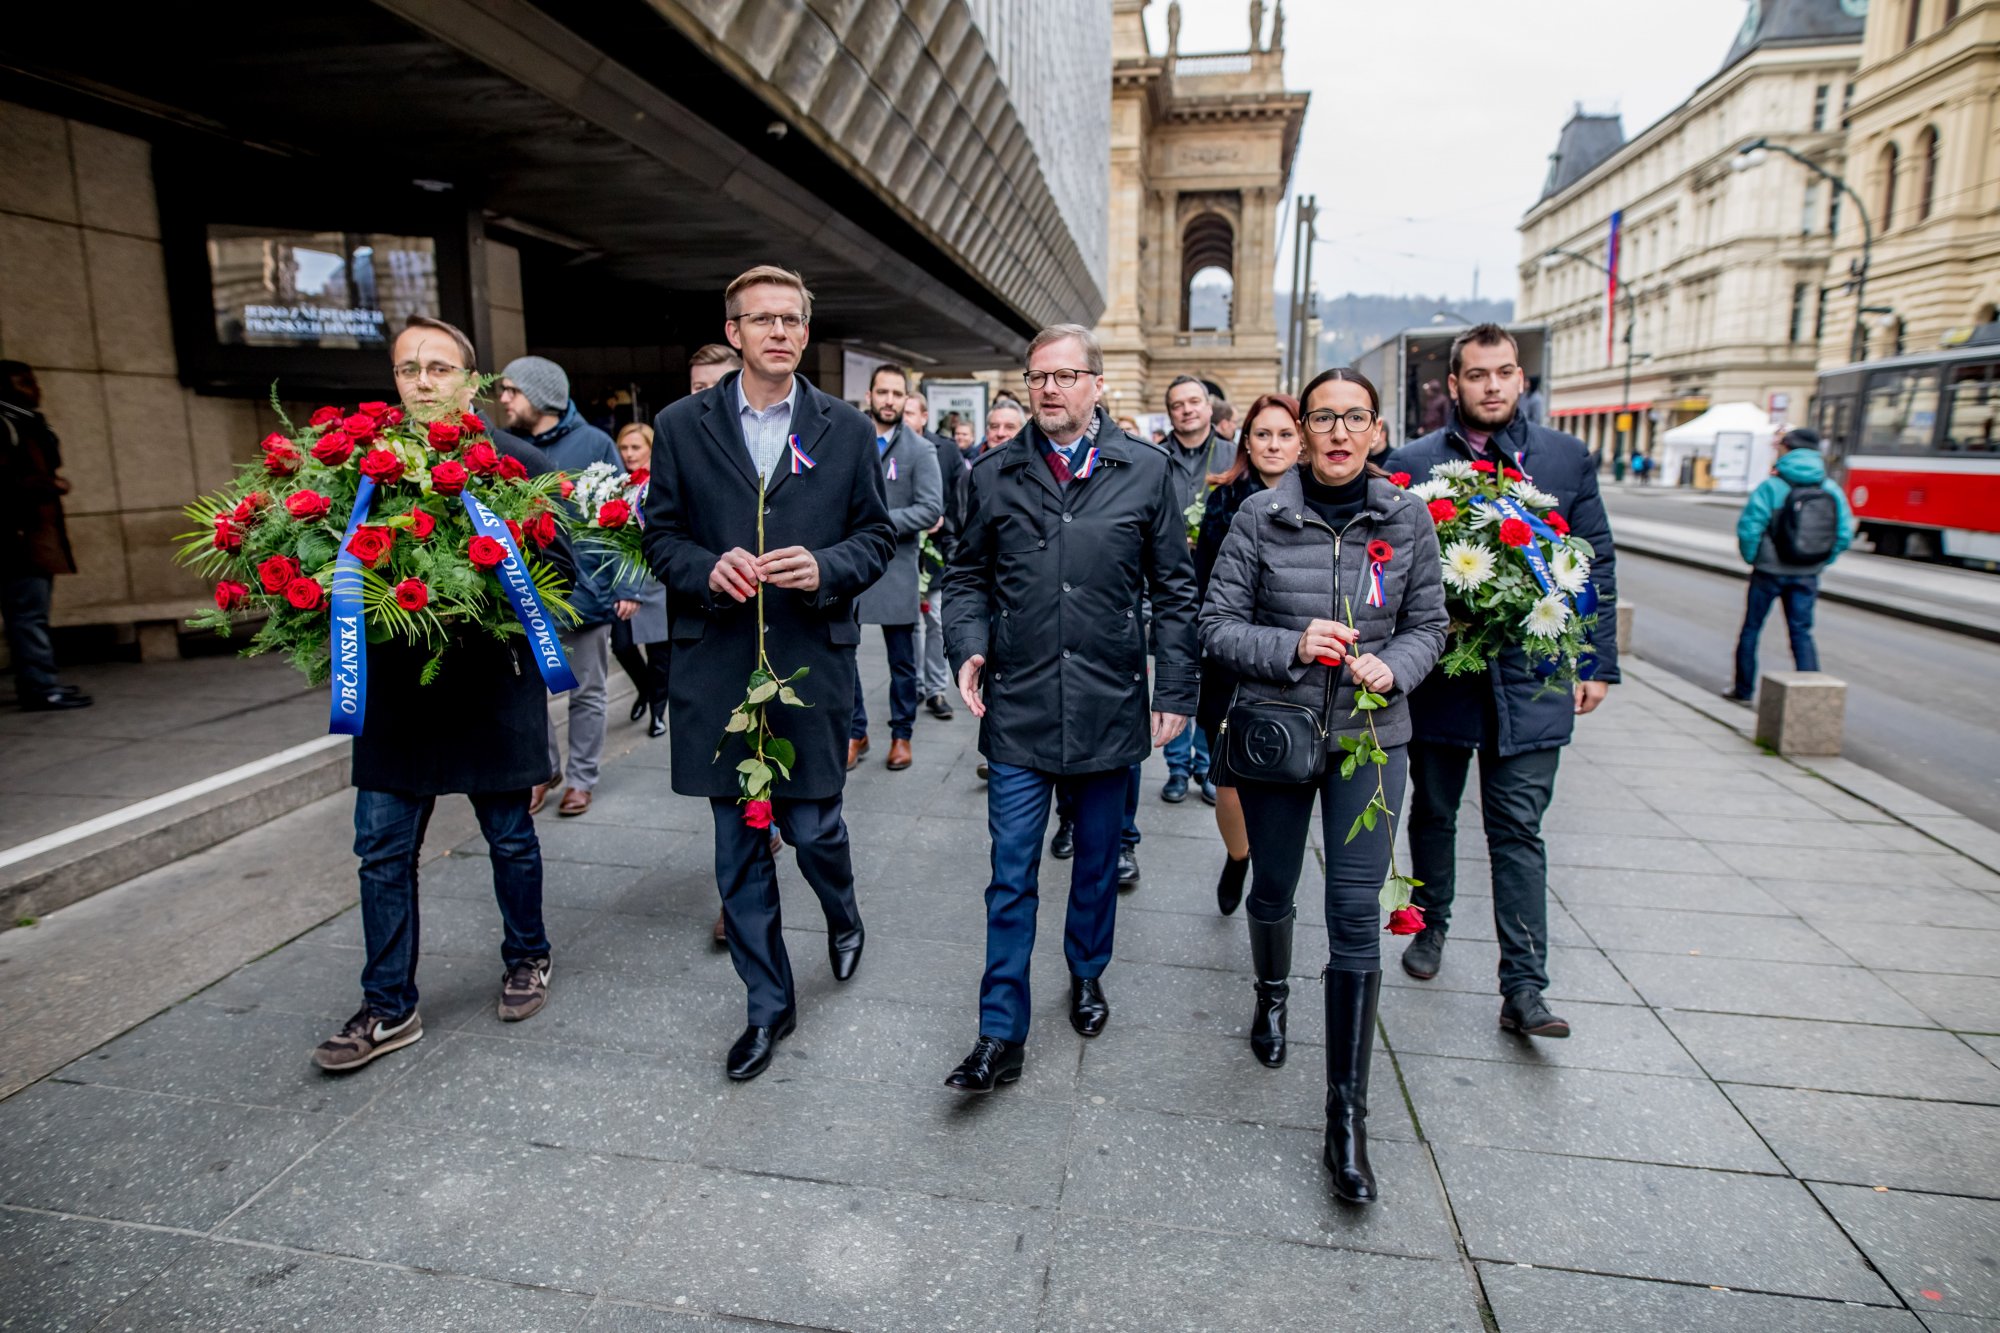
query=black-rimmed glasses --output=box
[1023,368,1091,390]
[1305,408,1380,435]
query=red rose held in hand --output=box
[468,535,509,571]
[429,460,468,495]
[1385,905,1426,936]
[257,554,300,593]
[357,450,405,485]
[463,442,500,475]
[497,454,528,481]
[211,518,242,552]
[1545,511,1570,535]
[1498,517,1534,547]
[393,578,429,611]
[597,499,632,529]
[742,799,774,830]
[426,421,462,451]
[406,507,437,540]
[1367,539,1394,563]
[1469,460,1497,473]
[286,490,332,521]
[1427,497,1458,524]
[284,576,324,611]
[310,430,354,466]
[309,406,342,428]
[345,525,394,566]
[1389,471,1412,487]
[213,579,250,611]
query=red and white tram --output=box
[1813,336,2000,563]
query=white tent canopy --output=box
[1657,401,1780,493]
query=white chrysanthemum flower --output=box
[1430,460,1475,481]
[1550,548,1590,594]
[1523,594,1571,638]
[1442,540,1496,592]
[1463,500,1499,529]
[571,460,626,512]
[1409,478,1452,502]
[1507,479,1558,509]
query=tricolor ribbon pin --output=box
[887,458,897,481]
[788,434,816,474]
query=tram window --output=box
[1860,368,1941,452]
[1815,395,1855,452]
[1942,362,1999,453]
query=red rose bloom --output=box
[345,525,394,566]
[230,492,265,523]
[1386,905,1426,936]
[260,432,289,452]
[559,478,575,499]
[627,468,650,489]
[497,454,528,481]
[743,799,774,830]
[1367,539,1394,563]
[1498,517,1534,547]
[309,406,342,428]
[1388,471,1412,487]
[263,442,301,476]
[341,413,377,440]
[597,499,632,529]
[1469,460,1497,473]
[357,450,405,485]
[428,460,468,495]
[310,430,354,466]
[460,412,486,434]
[358,401,391,419]
[426,421,462,451]
[1546,511,1570,535]
[506,518,525,549]
[463,442,500,475]
[257,554,300,593]
[286,490,332,521]
[526,510,558,548]
[468,535,509,571]
[393,578,429,611]
[406,508,436,540]
[284,577,324,611]
[1427,498,1458,524]
[214,579,250,610]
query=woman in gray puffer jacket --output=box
[1199,368,1446,1208]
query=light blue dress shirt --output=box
[734,376,799,483]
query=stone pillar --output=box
[1754,671,1846,756]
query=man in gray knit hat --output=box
[498,355,648,818]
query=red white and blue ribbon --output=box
[1364,560,1387,608]
[787,433,816,474]
[886,458,897,481]
[1074,446,1100,479]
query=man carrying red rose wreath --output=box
[311,315,579,1072]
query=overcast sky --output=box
[1144,0,1756,303]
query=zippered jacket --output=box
[1737,448,1855,574]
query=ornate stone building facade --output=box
[1094,0,1308,422]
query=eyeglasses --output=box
[731,312,809,332]
[1304,408,1380,435]
[393,361,467,383]
[1023,368,1092,390]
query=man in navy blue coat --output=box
[1386,324,1619,1041]
[641,266,895,1082]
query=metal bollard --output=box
[1754,671,1845,756]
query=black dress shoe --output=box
[1050,818,1075,860]
[1400,928,1444,980]
[725,1011,797,1080]
[20,689,92,711]
[1216,855,1249,916]
[926,692,955,720]
[629,697,647,722]
[1500,988,1571,1038]
[647,711,667,738]
[1069,975,1109,1037]
[1161,774,1189,803]
[828,924,864,981]
[944,1035,1024,1093]
[1116,848,1139,890]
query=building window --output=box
[1829,187,1842,239]
[1814,287,1828,343]
[1801,181,1822,234]
[1919,126,1940,221]
[1904,0,1923,45]
[1881,142,1900,230]
[1789,283,1811,344]
[1945,0,1961,21]
[1812,84,1830,132]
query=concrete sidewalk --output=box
[1,644,1996,1330]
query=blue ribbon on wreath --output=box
[1471,494,1602,680]
[459,492,579,694]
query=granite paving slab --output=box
[1610,952,1937,1026]
[1663,813,1917,851]
[0,1209,193,1333]
[191,941,499,1036]
[1436,1143,1890,1301]
[1381,937,1640,1005]
[1377,988,1703,1077]
[1396,892,1593,948]
[1877,971,2000,1033]
[302,894,602,965]
[1477,1262,1922,1332]
[1397,1053,1779,1171]
[1546,866,1791,915]
[1813,1183,2000,1317]
[778,992,1081,1101]
[1565,902,1854,965]
[1662,1010,2000,1103]
[0,1080,329,1229]
[1756,879,2000,930]
[423,852,654,912]
[1811,921,2000,978]
[1726,1084,2000,1195]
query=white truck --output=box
[1352,323,1550,449]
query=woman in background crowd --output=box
[611,422,670,738]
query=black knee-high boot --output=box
[1246,910,1292,1067]
[1216,854,1249,915]
[1324,968,1382,1204]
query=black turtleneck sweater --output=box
[1301,469,1369,532]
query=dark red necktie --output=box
[1046,448,1071,484]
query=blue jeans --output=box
[1056,763,1141,849]
[980,763,1128,1042]
[851,623,918,741]
[1733,571,1820,697]
[353,788,547,1021]
[1163,722,1209,779]
[1,574,58,693]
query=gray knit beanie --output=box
[502,356,569,415]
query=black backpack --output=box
[1771,481,1839,565]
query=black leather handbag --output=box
[1219,663,1336,785]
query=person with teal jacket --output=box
[1725,428,1856,702]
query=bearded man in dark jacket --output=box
[1385,324,1618,1041]
[313,316,576,1074]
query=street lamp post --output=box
[1540,246,1640,472]
[1733,137,1874,363]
